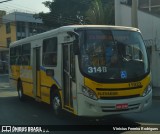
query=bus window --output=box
[43,37,57,67]
[10,47,16,65]
[79,30,149,80]
[10,46,22,65]
[22,43,31,66]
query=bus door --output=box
[33,47,41,99]
[63,43,77,111]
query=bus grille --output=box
[99,94,140,100]
[96,86,143,91]
[101,103,140,112]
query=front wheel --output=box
[17,81,25,101]
[51,92,63,116]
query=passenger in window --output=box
[110,53,118,65]
[105,44,113,65]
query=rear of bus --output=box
[75,26,152,117]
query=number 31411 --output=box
[88,67,107,73]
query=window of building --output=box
[6,23,11,34]
[43,37,57,66]
[29,22,37,34]
[17,21,25,33]
[6,37,11,48]
[17,37,22,40]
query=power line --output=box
[2,2,40,13]
[0,0,112,26]
[0,0,12,4]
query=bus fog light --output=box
[82,86,98,100]
[142,84,152,97]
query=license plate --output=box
[116,103,128,109]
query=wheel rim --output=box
[18,87,22,98]
[52,96,60,114]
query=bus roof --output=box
[10,25,140,47]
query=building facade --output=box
[115,0,160,88]
[0,11,45,73]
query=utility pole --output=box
[131,0,138,28]
[149,0,151,12]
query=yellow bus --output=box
[9,25,152,117]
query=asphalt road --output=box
[0,75,160,134]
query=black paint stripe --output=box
[22,80,33,84]
[9,77,17,81]
[99,94,140,100]
[96,86,143,91]
[40,85,51,89]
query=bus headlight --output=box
[142,84,152,97]
[82,86,98,100]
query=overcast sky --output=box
[0,0,51,13]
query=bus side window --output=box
[15,45,22,65]
[10,45,22,65]
[43,37,57,67]
[10,47,16,65]
[22,43,31,66]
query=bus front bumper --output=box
[77,91,152,117]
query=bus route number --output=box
[88,67,107,73]
[129,82,142,87]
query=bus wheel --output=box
[51,92,62,116]
[17,81,25,101]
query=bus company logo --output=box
[1,126,49,133]
[1,126,12,132]
[98,91,118,96]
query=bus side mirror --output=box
[67,31,79,55]
[46,69,54,77]
[73,39,79,55]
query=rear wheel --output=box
[51,91,63,116]
[17,81,25,101]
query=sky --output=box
[0,0,51,13]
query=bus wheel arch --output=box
[50,85,63,116]
[17,79,25,101]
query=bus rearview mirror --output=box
[67,31,79,55]
[73,39,79,55]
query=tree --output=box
[36,0,89,29]
[85,0,114,25]
[36,0,114,29]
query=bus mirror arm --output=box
[67,31,79,55]
[46,69,54,77]
[73,39,79,55]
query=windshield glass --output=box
[78,29,149,81]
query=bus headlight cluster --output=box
[82,86,98,100]
[142,84,152,97]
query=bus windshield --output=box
[78,29,149,81]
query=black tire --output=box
[51,91,63,116]
[17,81,25,101]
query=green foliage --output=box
[85,0,114,25]
[85,0,104,24]
[37,0,114,28]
